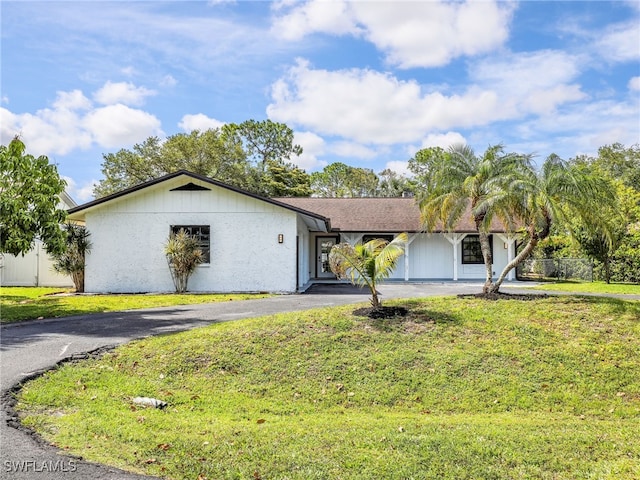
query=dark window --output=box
[362,234,394,244]
[461,235,492,264]
[171,225,210,263]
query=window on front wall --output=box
[461,235,492,264]
[171,225,210,264]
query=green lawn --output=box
[16,296,640,479]
[532,281,640,295]
[0,287,272,324]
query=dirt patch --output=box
[458,292,549,301]
[352,306,409,319]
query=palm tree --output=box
[165,229,204,293]
[328,233,408,308]
[487,154,616,292]
[414,144,531,293]
[52,223,92,292]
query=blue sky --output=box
[2,1,639,202]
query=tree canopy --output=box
[310,162,413,197]
[94,120,309,198]
[0,137,67,256]
[568,144,640,283]
[410,144,531,293]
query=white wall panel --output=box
[83,180,299,293]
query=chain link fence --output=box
[517,258,594,282]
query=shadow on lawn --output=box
[355,306,460,333]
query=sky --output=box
[1,1,639,203]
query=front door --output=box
[316,237,338,278]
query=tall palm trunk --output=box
[479,230,494,293]
[490,219,551,293]
[475,213,495,294]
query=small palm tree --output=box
[329,233,408,308]
[165,229,204,293]
[52,223,92,292]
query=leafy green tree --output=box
[574,182,640,283]
[0,137,67,256]
[410,144,530,293]
[329,233,408,308]
[490,155,615,291]
[572,143,640,191]
[222,119,303,172]
[52,223,92,292]
[610,222,640,283]
[165,229,204,293]
[377,169,415,197]
[94,130,247,197]
[310,162,379,197]
[260,160,312,197]
[94,121,307,198]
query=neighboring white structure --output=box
[66,171,518,294]
[0,192,77,287]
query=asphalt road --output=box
[1,282,633,479]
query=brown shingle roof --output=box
[274,197,507,233]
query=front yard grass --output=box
[532,281,640,295]
[0,287,272,324]
[15,295,640,479]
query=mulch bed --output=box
[352,306,409,319]
[458,292,548,301]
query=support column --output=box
[444,233,466,281]
[404,234,418,281]
[342,233,363,246]
[497,234,517,281]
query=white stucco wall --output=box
[83,178,299,293]
[296,217,311,289]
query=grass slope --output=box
[532,281,640,296]
[16,296,640,479]
[0,287,271,323]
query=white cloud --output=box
[84,104,162,148]
[271,0,515,68]
[1,96,8,104]
[178,113,224,132]
[160,75,178,87]
[420,132,467,150]
[1,87,163,156]
[53,89,92,110]
[292,130,327,171]
[93,81,156,106]
[594,20,640,63]
[0,94,93,156]
[384,160,410,177]
[120,66,137,77]
[352,1,515,68]
[271,0,357,41]
[62,176,98,203]
[268,59,502,145]
[629,76,640,91]
[471,50,587,116]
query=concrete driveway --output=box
[0,281,552,479]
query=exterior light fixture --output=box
[278,234,284,244]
